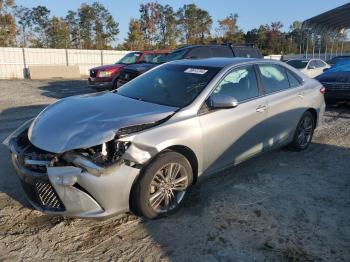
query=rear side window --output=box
[285,69,301,87]
[186,47,210,59]
[213,65,259,102]
[210,46,233,57]
[258,64,290,94]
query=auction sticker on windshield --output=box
[184,68,208,74]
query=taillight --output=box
[320,86,326,94]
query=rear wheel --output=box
[289,111,315,151]
[131,151,193,219]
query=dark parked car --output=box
[117,44,263,87]
[316,61,350,103]
[327,56,350,66]
[88,50,170,90]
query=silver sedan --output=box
[3,58,325,219]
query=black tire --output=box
[131,151,193,219]
[289,111,315,151]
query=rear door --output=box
[199,64,268,174]
[257,63,304,149]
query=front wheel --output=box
[131,151,193,219]
[289,111,315,151]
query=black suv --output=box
[116,44,263,87]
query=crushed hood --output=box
[28,92,177,153]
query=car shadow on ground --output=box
[37,79,96,99]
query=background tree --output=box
[159,4,178,48]
[176,4,212,44]
[0,0,16,46]
[14,5,31,47]
[65,10,80,48]
[266,21,284,53]
[91,2,119,49]
[77,2,119,49]
[78,3,93,49]
[216,13,243,43]
[47,16,69,48]
[139,2,162,48]
[123,18,144,50]
[30,5,50,47]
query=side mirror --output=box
[207,94,239,109]
[308,65,316,70]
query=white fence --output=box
[0,47,131,79]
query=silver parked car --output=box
[3,58,325,219]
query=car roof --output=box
[168,57,259,68]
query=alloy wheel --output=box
[148,163,189,213]
[296,115,314,147]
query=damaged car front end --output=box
[3,92,177,218]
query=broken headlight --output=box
[75,140,130,165]
[63,140,130,176]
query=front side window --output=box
[258,64,290,94]
[117,52,142,64]
[117,64,221,107]
[213,65,259,101]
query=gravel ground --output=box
[0,80,349,261]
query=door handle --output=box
[256,105,267,113]
[298,91,305,98]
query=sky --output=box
[15,0,350,44]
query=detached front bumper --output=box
[9,138,140,218]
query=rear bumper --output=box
[325,91,350,101]
[9,138,140,218]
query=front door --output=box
[199,65,268,175]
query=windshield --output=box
[160,49,188,63]
[116,64,221,107]
[117,52,142,64]
[286,60,308,69]
[139,53,168,64]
